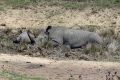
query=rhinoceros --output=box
[35,29,48,45]
[13,30,35,44]
[44,26,103,49]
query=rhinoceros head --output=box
[13,29,35,44]
[35,29,48,44]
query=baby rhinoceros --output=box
[13,29,35,44]
[45,26,103,49]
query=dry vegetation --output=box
[0,0,119,61]
[0,0,120,80]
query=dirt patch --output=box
[0,54,120,80]
[0,6,120,29]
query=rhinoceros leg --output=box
[50,40,59,47]
[70,40,87,49]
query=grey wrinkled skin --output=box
[35,29,48,44]
[45,26,103,49]
[13,30,35,44]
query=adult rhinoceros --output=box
[13,30,35,44]
[44,26,103,49]
[34,29,48,45]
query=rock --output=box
[114,55,120,59]
[26,62,31,63]
[111,22,116,24]
[0,23,6,26]
[107,40,119,53]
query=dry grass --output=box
[0,0,119,62]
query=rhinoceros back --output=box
[63,29,91,47]
[48,26,66,45]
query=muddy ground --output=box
[0,1,120,80]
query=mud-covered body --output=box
[13,30,35,44]
[35,29,48,44]
[45,26,103,49]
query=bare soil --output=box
[0,6,120,29]
[0,53,120,80]
[0,5,120,80]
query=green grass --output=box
[49,1,90,9]
[67,78,74,80]
[58,20,64,23]
[49,0,120,9]
[3,60,9,63]
[100,28,115,38]
[0,70,44,80]
[87,25,100,28]
[46,10,63,18]
[0,7,4,11]
[3,0,30,9]
[118,12,120,15]
[1,0,120,9]
[91,0,120,8]
[19,42,28,50]
[82,25,101,32]
[82,44,103,56]
[1,38,13,46]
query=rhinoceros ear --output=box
[19,30,22,33]
[45,26,52,35]
[46,26,52,31]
